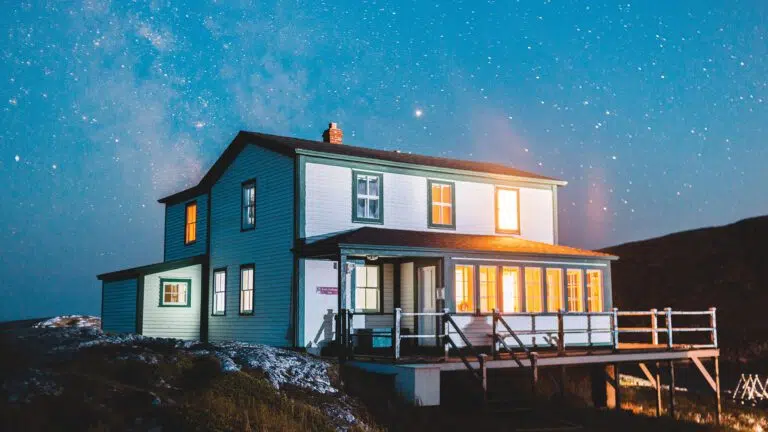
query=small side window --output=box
[241,181,256,231]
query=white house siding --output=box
[141,264,202,340]
[400,262,416,331]
[208,144,295,347]
[303,162,555,243]
[102,278,137,333]
[300,259,339,353]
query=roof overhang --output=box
[97,255,207,282]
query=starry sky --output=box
[1,1,767,321]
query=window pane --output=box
[567,269,584,312]
[368,199,379,219]
[454,265,475,313]
[357,177,367,195]
[431,204,441,224]
[366,266,378,287]
[441,185,452,203]
[366,288,378,310]
[496,188,519,232]
[501,267,520,313]
[357,198,366,218]
[546,269,563,312]
[187,203,197,223]
[441,206,451,225]
[479,266,497,313]
[525,267,543,312]
[355,267,366,287]
[368,177,379,196]
[587,270,603,312]
[432,184,441,202]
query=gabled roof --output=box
[297,227,618,260]
[158,131,565,204]
[97,255,207,282]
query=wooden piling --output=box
[669,360,676,419]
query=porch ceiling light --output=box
[366,255,379,261]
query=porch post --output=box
[337,252,348,361]
[669,360,676,419]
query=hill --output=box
[603,215,768,368]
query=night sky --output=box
[1,1,766,321]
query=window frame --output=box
[354,264,382,313]
[586,269,603,312]
[495,186,521,235]
[241,179,256,232]
[184,201,197,245]
[478,265,498,313]
[159,278,192,307]
[212,268,227,316]
[500,266,522,313]
[566,269,585,312]
[524,267,544,313]
[545,268,564,312]
[454,264,476,314]
[351,170,384,224]
[427,179,456,229]
[239,264,255,316]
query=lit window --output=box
[586,270,603,312]
[546,268,564,312]
[478,266,498,313]
[242,181,256,230]
[566,269,584,312]
[240,265,254,315]
[524,267,543,312]
[501,267,521,313]
[213,269,226,315]
[429,180,454,228]
[353,171,383,223]
[495,187,520,234]
[454,265,475,313]
[355,265,380,312]
[185,202,197,244]
[160,279,190,307]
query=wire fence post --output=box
[557,309,565,355]
[492,309,498,359]
[394,307,401,361]
[709,307,718,348]
[443,308,450,361]
[650,308,658,345]
[611,307,619,350]
[665,307,673,349]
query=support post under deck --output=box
[655,362,662,417]
[669,360,676,419]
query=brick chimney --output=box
[322,122,343,144]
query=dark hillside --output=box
[603,215,768,368]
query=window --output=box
[185,202,197,244]
[495,187,520,234]
[428,180,455,228]
[454,265,475,313]
[524,267,543,312]
[352,171,383,223]
[213,269,226,315]
[566,269,584,312]
[160,278,191,307]
[501,267,521,313]
[240,265,254,315]
[354,265,380,312]
[478,266,498,313]
[241,180,256,231]
[546,268,564,312]
[586,270,603,312]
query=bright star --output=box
[414,109,423,118]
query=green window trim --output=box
[239,264,255,316]
[427,179,456,229]
[212,268,227,316]
[184,201,198,245]
[351,170,384,224]
[241,179,256,231]
[158,278,192,308]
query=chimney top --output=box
[322,122,343,144]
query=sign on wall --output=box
[316,286,338,295]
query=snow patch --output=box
[35,315,101,329]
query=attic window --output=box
[185,202,197,244]
[495,187,520,234]
[352,171,383,224]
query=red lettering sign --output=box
[316,286,338,295]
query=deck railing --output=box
[337,306,718,361]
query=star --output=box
[414,109,423,118]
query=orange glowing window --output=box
[501,267,521,313]
[478,266,498,313]
[454,265,475,313]
[586,270,603,312]
[429,181,454,228]
[546,268,564,312]
[566,269,584,312]
[524,267,543,312]
[495,187,520,234]
[185,202,197,244]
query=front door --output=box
[418,266,437,346]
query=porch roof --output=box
[297,228,618,260]
[96,255,207,282]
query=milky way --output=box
[1,1,766,320]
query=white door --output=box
[418,266,437,346]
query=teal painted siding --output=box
[102,278,137,333]
[164,195,208,261]
[208,144,295,347]
[142,264,202,340]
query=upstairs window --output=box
[567,269,584,312]
[160,278,191,307]
[524,267,543,312]
[213,269,226,316]
[240,265,254,315]
[495,187,520,234]
[354,265,380,313]
[352,171,383,223]
[428,180,455,229]
[185,202,197,244]
[241,180,256,231]
[586,269,603,312]
[454,265,475,313]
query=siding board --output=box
[102,278,138,333]
[142,264,202,340]
[164,195,208,261]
